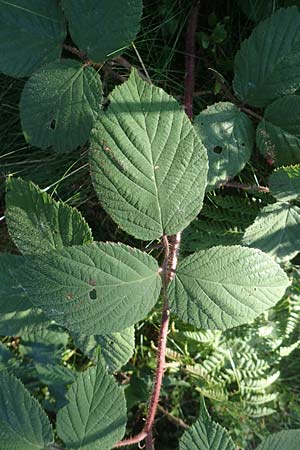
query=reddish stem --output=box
[223,181,270,193]
[183,0,200,119]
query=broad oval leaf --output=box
[233,7,300,107]
[256,430,300,450]
[194,102,254,191]
[20,59,102,153]
[73,326,135,372]
[62,0,143,62]
[0,254,29,313]
[269,165,300,201]
[256,95,300,166]
[57,358,126,450]
[0,371,54,449]
[5,177,92,254]
[168,245,289,330]
[0,0,66,78]
[90,69,208,240]
[242,202,300,262]
[16,242,162,335]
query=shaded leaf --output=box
[90,69,208,240]
[0,0,66,78]
[233,7,300,107]
[20,59,102,153]
[257,430,300,450]
[0,371,54,449]
[257,95,300,166]
[57,358,126,450]
[5,177,92,254]
[194,102,254,190]
[17,242,161,335]
[62,0,143,62]
[0,309,49,337]
[168,245,289,330]
[0,253,29,313]
[73,326,135,372]
[243,202,300,262]
[269,165,300,200]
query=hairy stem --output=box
[222,181,270,193]
[183,0,200,119]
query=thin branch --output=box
[183,0,201,119]
[222,181,270,193]
[157,404,189,430]
[62,44,87,61]
[240,106,263,121]
[112,55,148,81]
[145,429,154,450]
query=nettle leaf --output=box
[57,358,126,450]
[5,177,92,254]
[90,69,208,240]
[0,309,49,337]
[0,253,29,313]
[233,7,300,107]
[269,165,300,201]
[256,95,300,166]
[0,0,66,78]
[20,59,102,153]
[0,371,54,449]
[242,202,300,262]
[17,242,161,335]
[62,0,143,62]
[194,102,254,191]
[73,326,135,372]
[257,430,300,450]
[168,245,289,330]
[179,407,235,450]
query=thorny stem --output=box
[222,181,270,193]
[157,404,189,430]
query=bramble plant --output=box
[1,2,300,449]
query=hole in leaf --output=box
[241,142,245,147]
[89,289,97,300]
[50,119,56,130]
[200,122,204,125]
[213,146,223,154]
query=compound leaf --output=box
[56,358,126,450]
[194,102,254,191]
[242,202,300,262]
[0,0,66,78]
[73,326,135,372]
[269,165,300,200]
[62,0,143,62]
[16,242,162,335]
[0,371,54,449]
[256,430,300,450]
[256,95,300,166]
[233,7,300,107]
[168,245,289,330]
[0,253,29,313]
[90,69,208,240]
[20,59,102,153]
[5,177,92,254]
[179,415,235,450]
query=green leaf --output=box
[62,0,143,62]
[256,95,300,166]
[269,165,300,200]
[236,0,281,22]
[0,309,49,336]
[257,430,300,450]
[168,245,289,330]
[233,7,300,107]
[179,401,235,450]
[56,358,126,450]
[0,0,66,78]
[242,202,300,262]
[17,242,162,335]
[90,69,208,240]
[5,177,92,254]
[0,371,54,449]
[0,254,29,313]
[73,326,135,372]
[194,102,254,191]
[20,59,102,153]
[35,363,76,386]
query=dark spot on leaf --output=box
[50,119,56,130]
[89,279,97,286]
[213,146,223,154]
[241,142,245,146]
[200,122,204,125]
[89,289,97,300]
